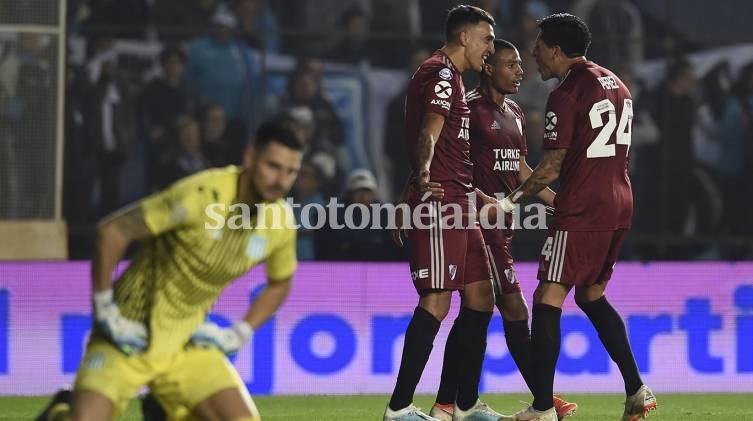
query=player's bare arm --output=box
[92,203,153,292]
[415,112,446,200]
[519,157,556,206]
[243,278,292,329]
[512,148,566,202]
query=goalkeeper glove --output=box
[190,320,253,356]
[93,289,148,355]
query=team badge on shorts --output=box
[448,264,458,280]
[504,268,518,284]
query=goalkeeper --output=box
[37,121,303,421]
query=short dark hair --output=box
[485,39,517,64]
[159,45,187,65]
[666,58,692,80]
[445,5,495,41]
[253,120,304,152]
[537,13,591,58]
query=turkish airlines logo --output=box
[434,81,453,99]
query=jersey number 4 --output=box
[587,98,633,158]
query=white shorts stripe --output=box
[555,231,568,282]
[436,202,445,289]
[547,231,560,281]
[549,231,564,282]
[486,245,501,296]
[429,202,437,288]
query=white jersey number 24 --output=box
[586,98,633,158]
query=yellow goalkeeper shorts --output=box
[74,337,258,417]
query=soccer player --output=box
[383,5,502,421]
[37,121,303,421]
[488,14,657,421]
[428,39,577,421]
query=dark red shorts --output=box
[537,229,628,286]
[406,199,491,292]
[485,236,521,296]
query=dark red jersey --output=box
[405,50,472,204]
[467,88,527,244]
[542,61,633,231]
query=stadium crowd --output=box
[0,0,751,261]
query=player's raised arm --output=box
[415,112,447,199]
[518,156,556,207]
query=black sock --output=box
[389,306,441,411]
[454,307,493,411]
[531,303,562,411]
[578,296,643,396]
[435,317,462,405]
[504,319,535,393]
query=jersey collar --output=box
[436,50,460,73]
[478,87,508,113]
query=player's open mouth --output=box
[512,80,521,87]
[482,54,489,61]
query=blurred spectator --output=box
[198,103,232,166]
[276,105,340,198]
[504,0,549,53]
[82,0,151,39]
[642,59,699,258]
[715,61,753,257]
[83,38,137,215]
[291,160,327,260]
[418,0,459,38]
[184,5,256,163]
[15,34,57,218]
[235,0,281,53]
[693,63,733,171]
[139,45,193,191]
[272,0,367,57]
[0,83,19,218]
[571,0,644,70]
[326,8,384,67]
[160,116,210,186]
[383,45,430,201]
[315,169,398,261]
[152,0,222,41]
[63,64,96,225]
[369,0,420,68]
[278,105,316,149]
[280,63,348,188]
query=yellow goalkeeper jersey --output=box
[113,166,297,356]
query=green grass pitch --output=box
[5,393,753,420]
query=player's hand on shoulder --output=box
[190,320,253,355]
[93,289,148,355]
